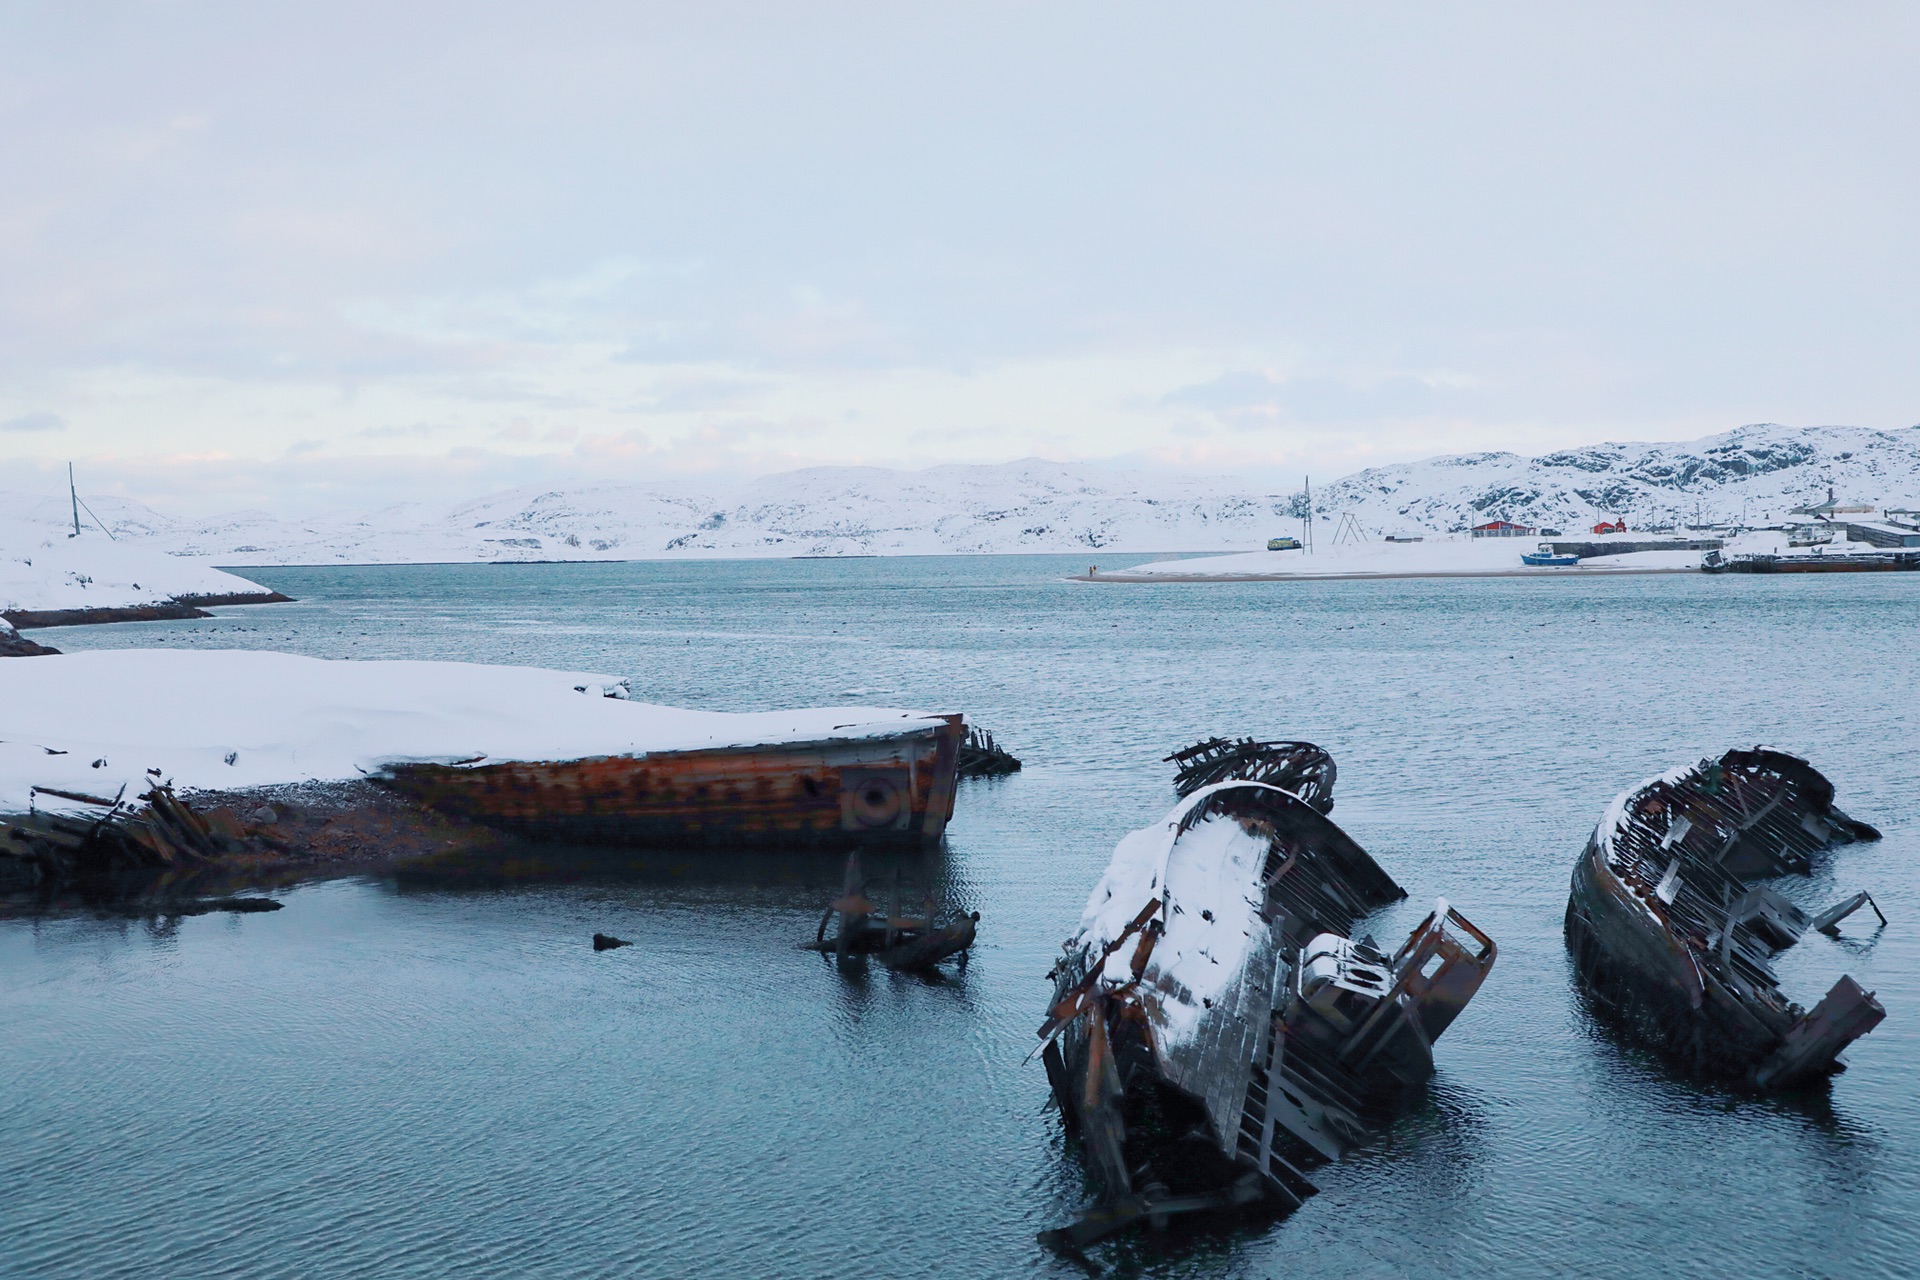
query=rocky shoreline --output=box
[1,590,294,632]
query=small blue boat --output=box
[1521,550,1580,567]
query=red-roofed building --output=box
[1592,519,1627,535]
[1469,519,1535,538]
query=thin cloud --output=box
[0,412,65,433]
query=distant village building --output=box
[1843,522,1920,549]
[1469,520,1536,538]
[1592,519,1627,535]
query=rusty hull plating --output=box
[374,713,965,850]
[1037,752,1496,1250]
[1565,747,1885,1089]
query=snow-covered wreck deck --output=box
[0,651,965,860]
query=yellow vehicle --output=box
[1266,536,1303,551]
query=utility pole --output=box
[1304,475,1314,554]
[69,463,81,538]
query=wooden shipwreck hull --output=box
[1565,747,1885,1088]
[1036,746,1495,1249]
[374,714,965,850]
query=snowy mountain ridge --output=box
[8,423,1918,565]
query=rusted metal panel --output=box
[375,714,966,850]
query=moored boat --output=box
[1521,541,1580,567]
[1702,548,1920,573]
[1564,747,1885,1088]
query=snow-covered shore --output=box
[1097,531,1803,581]
[0,649,951,815]
[1,519,283,627]
[9,423,1918,566]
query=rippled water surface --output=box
[5,555,1918,1278]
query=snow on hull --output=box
[1066,782,1402,1062]
[1072,785,1281,1051]
[0,650,960,837]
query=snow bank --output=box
[0,518,275,615]
[0,649,950,815]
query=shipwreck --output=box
[1035,741,1495,1249]
[0,651,971,870]
[1565,747,1886,1088]
[373,713,965,851]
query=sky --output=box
[2,2,1917,516]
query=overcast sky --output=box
[3,2,1917,515]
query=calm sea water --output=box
[4,555,1917,1279]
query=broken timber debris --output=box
[955,725,1022,777]
[808,852,978,971]
[0,783,283,892]
[1565,747,1886,1089]
[1167,738,1336,812]
[373,714,966,851]
[1036,740,1494,1250]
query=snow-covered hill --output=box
[1312,423,1920,536]
[8,424,1918,566]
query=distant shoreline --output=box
[1070,566,1705,584]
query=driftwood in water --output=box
[956,726,1022,777]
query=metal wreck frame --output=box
[1036,757,1495,1249]
[1565,747,1886,1088]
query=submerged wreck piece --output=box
[1037,774,1495,1250]
[808,853,977,971]
[1565,747,1886,1089]
[1166,738,1336,812]
[956,725,1022,777]
[376,714,966,851]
